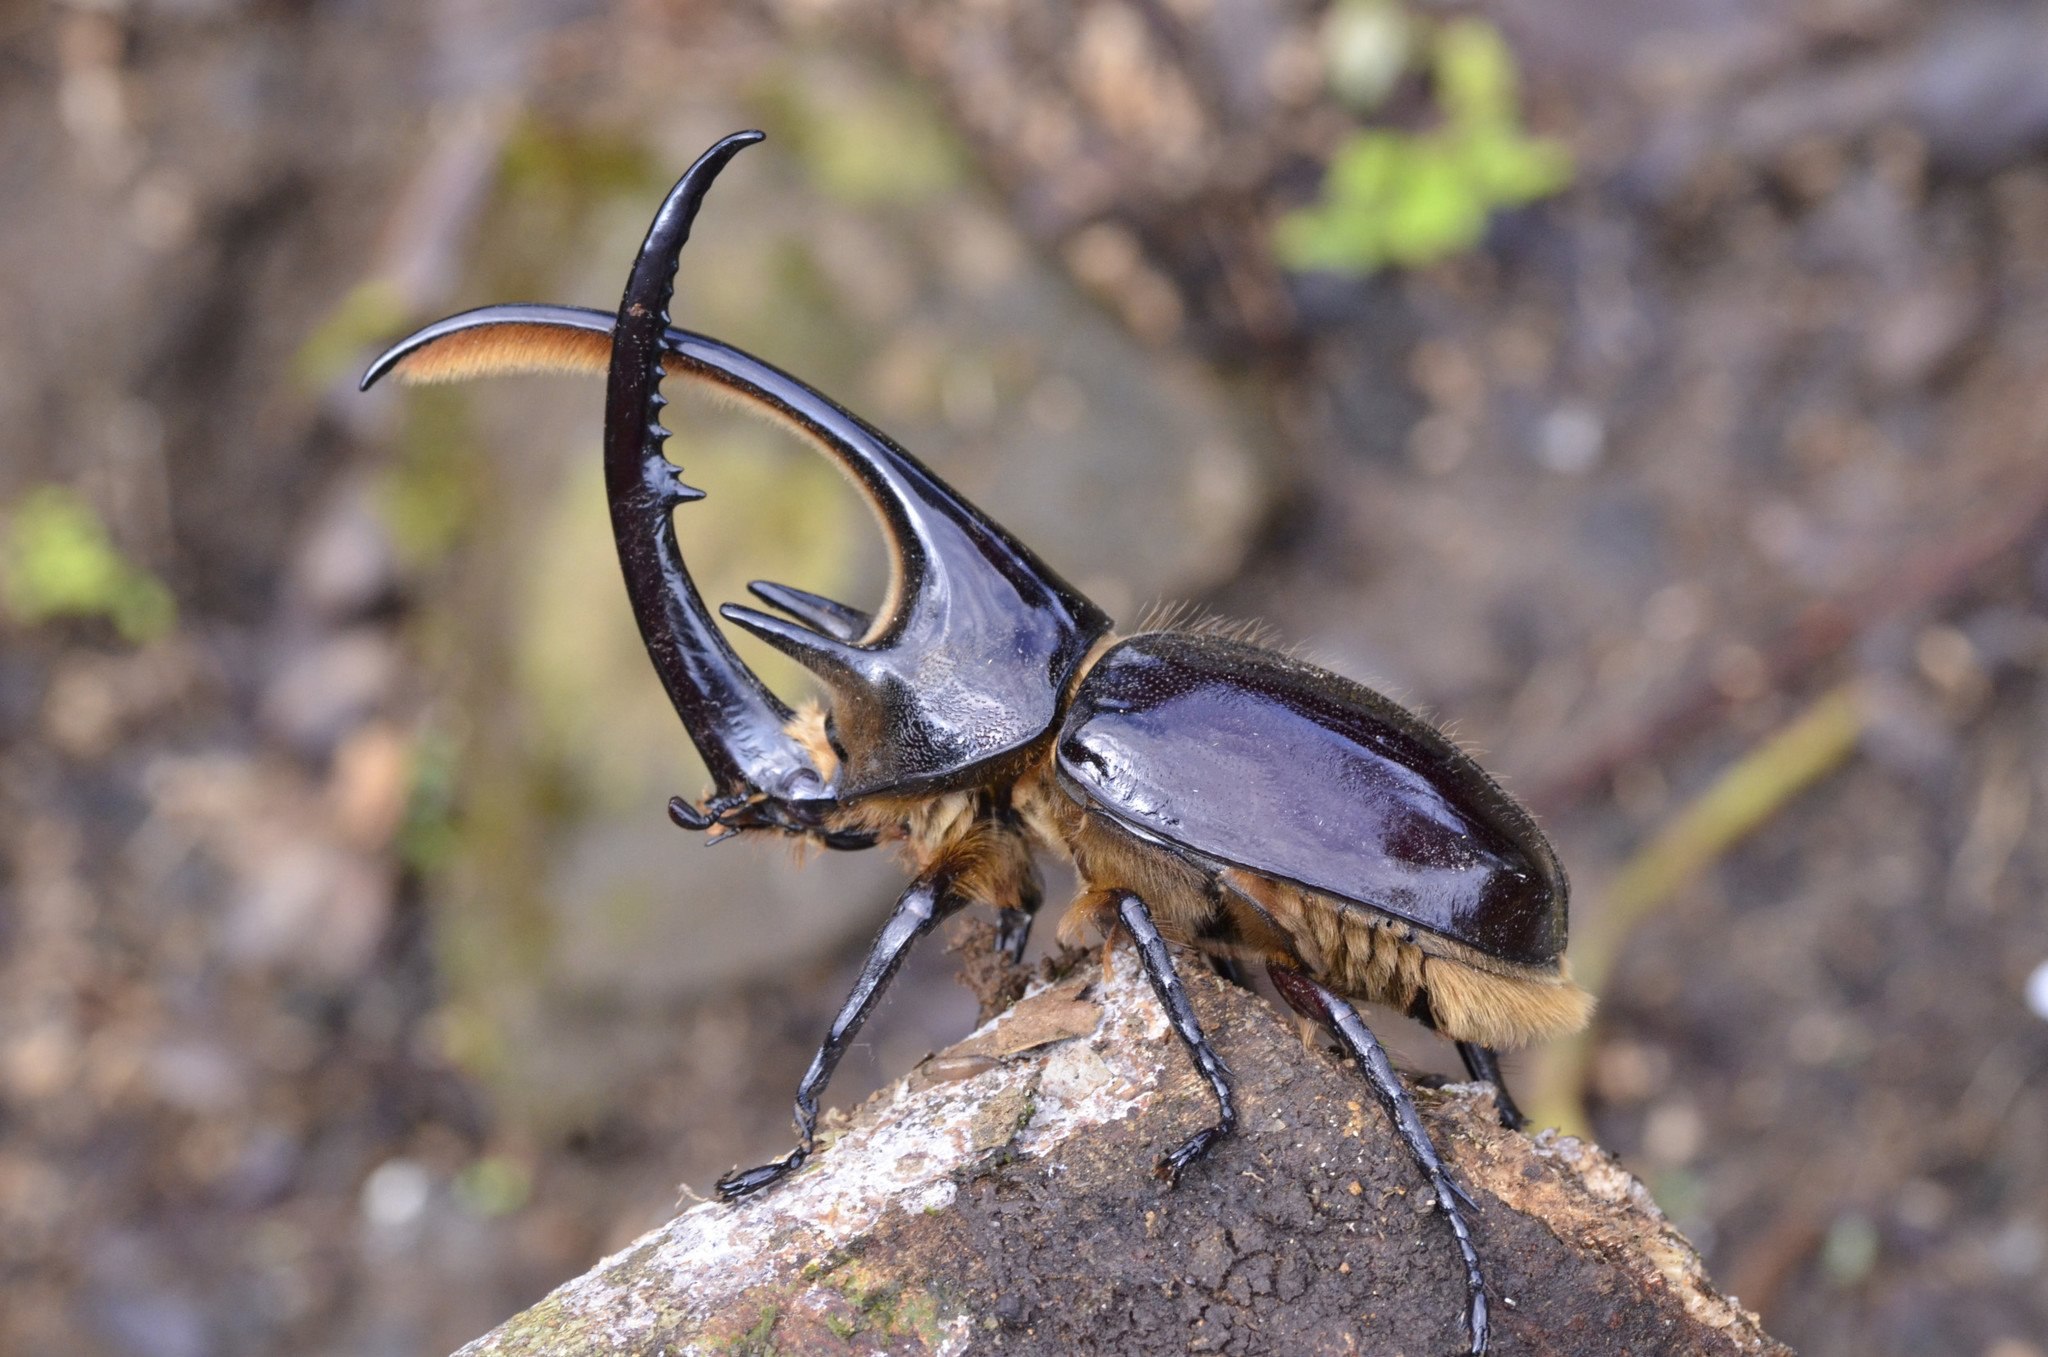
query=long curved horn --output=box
[362,135,1112,799]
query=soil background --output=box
[2,2,2045,1355]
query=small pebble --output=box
[2024,959,2048,1023]
[361,1159,431,1229]
[1536,404,1604,475]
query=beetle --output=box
[361,131,1590,1354]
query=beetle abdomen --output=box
[1054,632,1568,967]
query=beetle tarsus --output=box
[715,1150,806,1200]
[1155,1124,1229,1185]
[1270,964,1491,1355]
[1456,1041,1529,1131]
[667,795,714,831]
[1116,892,1236,1183]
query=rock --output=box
[452,949,1788,1356]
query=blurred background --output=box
[3,0,2047,1353]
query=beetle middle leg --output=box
[1271,963,1491,1356]
[717,863,967,1200]
[994,904,1036,966]
[1105,890,1237,1183]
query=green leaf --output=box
[1275,15,1572,277]
[1435,17,1519,128]
[0,485,175,642]
[1380,149,1488,265]
[1461,122,1575,204]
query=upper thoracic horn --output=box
[363,132,1113,803]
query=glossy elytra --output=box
[362,131,1591,1355]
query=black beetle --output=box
[362,131,1590,1354]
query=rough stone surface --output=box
[454,949,1788,1357]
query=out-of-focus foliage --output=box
[753,65,964,205]
[1276,12,1572,275]
[381,386,485,567]
[294,277,411,391]
[1320,0,1415,110]
[497,118,657,207]
[0,485,176,642]
[398,721,463,874]
[455,1153,534,1218]
[1527,684,1868,1135]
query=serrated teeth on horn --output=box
[746,581,870,644]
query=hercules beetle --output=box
[362,131,1589,1354]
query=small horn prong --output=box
[747,581,871,643]
[719,604,868,680]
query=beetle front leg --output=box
[716,866,966,1200]
[1113,892,1237,1184]
[1271,965,1491,1355]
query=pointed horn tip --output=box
[651,130,768,226]
[358,346,404,392]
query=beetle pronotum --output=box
[363,132,1591,1354]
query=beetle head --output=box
[363,132,1112,816]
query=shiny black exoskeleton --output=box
[1060,630,1566,966]
[362,132,1584,1355]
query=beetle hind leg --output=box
[1456,1041,1528,1132]
[1409,989,1530,1132]
[1109,891,1237,1183]
[1271,964,1492,1355]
